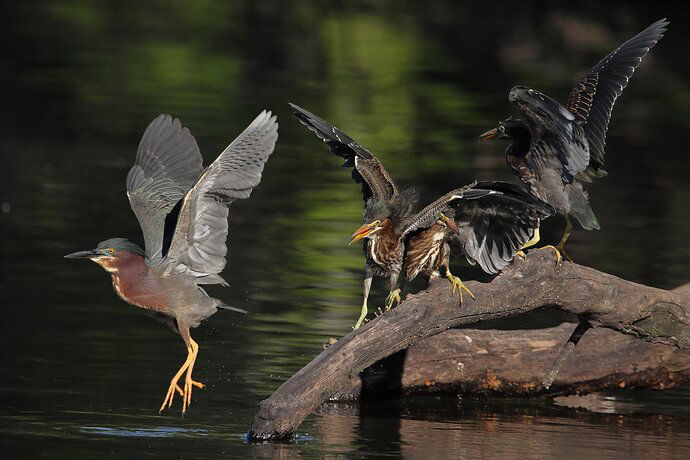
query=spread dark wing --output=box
[566,19,668,179]
[126,114,204,262]
[454,182,553,274]
[401,182,494,238]
[404,181,553,274]
[510,87,589,183]
[290,103,398,205]
[161,110,278,285]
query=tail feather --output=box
[218,303,249,314]
[568,185,600,230]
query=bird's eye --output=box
[108,248,115,255]
[498,125,505,133]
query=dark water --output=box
[1,1,689,458]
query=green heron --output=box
[403,180,553,284]
[65,111,278,413]
[479,19,668,257]
[290,104,552,328]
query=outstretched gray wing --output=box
[162,110,278,285]
[126,114,204,261]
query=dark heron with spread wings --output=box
[65,111,278,413]
[479,19,668,258]
[290,103,552,329]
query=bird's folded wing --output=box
[566,18,668,179]
[162,110,278,283]
[511,89,589,183]
[451,183,553,274]
[289,103,398,206]
[126,114,204,262]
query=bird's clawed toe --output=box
[542,245,568,264]
[385,289,402,312]
[182,378,205,413]
[446,273,474,304]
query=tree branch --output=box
[247,249,690,441]
[328,323,690,401]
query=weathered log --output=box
[328,323,690,401]
[248,249,690,441]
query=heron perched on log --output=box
[290,103,552,329]
[65,111,278,413]
[479,19,668,258]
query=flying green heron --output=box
[290,103,552,329]
[479,19,667,258]
[65,111,278,413]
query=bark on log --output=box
[328,323,690,401]
[247,249,690,441]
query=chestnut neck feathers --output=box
[367,218,403,270]
[94,252,167,312]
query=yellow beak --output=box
[349,224,374,245]
[441,213,460,234]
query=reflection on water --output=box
[79,426,208,438]
[1,1,689,458]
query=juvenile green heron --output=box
[65,111,278,413]
[290,104,552,328]
[403,180,553,285]
[479,19,667,257]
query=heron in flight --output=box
[66,111,278,413]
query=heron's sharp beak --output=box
[349,224,374,245]
[441,214,460,234]
[64,249,99,259]
[478,127,498,141]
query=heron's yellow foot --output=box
[446,273,475,304]
[515,250,526,258]
[542,245,563,264]
[557,245,572,262]
[160,378,203,413]
[160,358,193,413]
[385,288,401,312]
[181,376,205,414]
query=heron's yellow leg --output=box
[385,288,401,312]
[446,268,475,304]
[354,276,373,330]
[516,228,541,258]
[556,216,573,256]
[354,302,368,330]
[544,216,574,263]
[182,339,205,414]
[159,348,194,413]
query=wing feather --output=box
[290,103,398,204]
[450,182,554,274]
[566,18,668,177]
[162,111,278,284]
[126,114,204,261]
